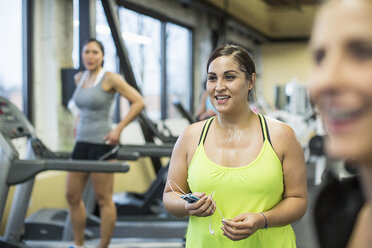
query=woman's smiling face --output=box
[207,55,253,115]
[308,0,372,164]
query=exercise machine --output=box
[20,141,138,243]
[0,96,129,247]
[11,110,185,246]
[0,96,186,246]
[113,143,174,217]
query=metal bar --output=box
[79,0,96,69]
[22,0,33,123]
[189,30,194,113]
[7,159,129,185]
[160,22,167,120]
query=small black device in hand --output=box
[181,194,200,203]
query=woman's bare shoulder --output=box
[103,71,122,82]
[102,71,126,89]
[265,116,296,136]
[264,115,300,150]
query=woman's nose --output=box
[215,79,226,91]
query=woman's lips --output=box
[215,95,230,104]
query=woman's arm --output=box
[104,72,145,145]
[262,121,308,227]
[163,123,216,217]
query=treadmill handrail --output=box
[7,159,129,185]
[116,150,140,161]
[119,143,174,158]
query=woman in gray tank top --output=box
[66,39,144,248]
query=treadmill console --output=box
[0,97,32,139]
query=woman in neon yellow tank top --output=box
[163,44,308,247]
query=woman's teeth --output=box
[216,96,230,100]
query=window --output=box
[166,23,192,119]
[118,8,162,120]
[0,0,23,110]
[72,0,79,68]
[94,2,193,121]
[73,1,118,73]
[119,8,193,121]
[96,2,118,74]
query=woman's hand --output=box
[184,193,216,217]
[104,128,121,145]
[221,212,265,241]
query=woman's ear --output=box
[249,73,256,90]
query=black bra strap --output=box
[262,115,272,145]
[198,117,214,145]
[258,114,265,142]
[258,114,272,145]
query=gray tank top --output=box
[71,69,115,144]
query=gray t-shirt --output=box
[71,70,115,144]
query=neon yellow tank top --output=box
[186,114,296,247]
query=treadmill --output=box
[0,96,130,247]
[0,96,187,247]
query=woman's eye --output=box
[313,49,325,65]
[225,75,235,80]
[208,75,217,81]
[349,45,372,60]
